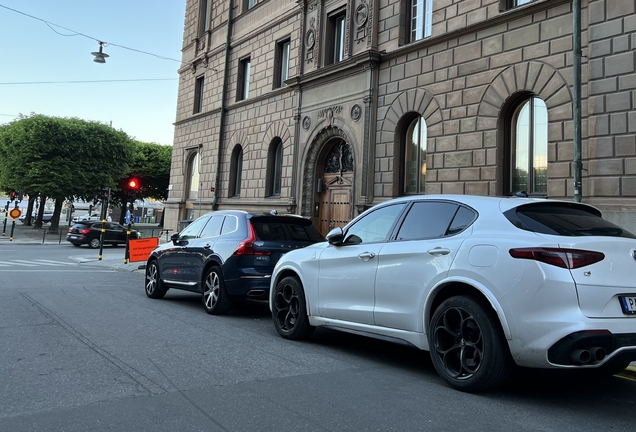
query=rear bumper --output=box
[66,235,88,244]
[224,271,272,299]
[548,331,636,367]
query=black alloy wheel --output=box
[202,266,231,315]
[429,296,512,392]
[272,276,314,340]
[145,261,167,299]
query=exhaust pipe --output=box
[589,346,606,362]
[570,348,592,365]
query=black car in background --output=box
[67,221,139,248]
[144,211,324,315]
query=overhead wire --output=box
[0,3,183,64]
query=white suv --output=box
[269,195,636,392]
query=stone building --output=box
[164,0,636,236]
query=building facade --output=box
[165,0,636,236]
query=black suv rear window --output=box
[504,202,636,238]
[252,218,324,242]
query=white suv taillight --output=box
[509,248,605,269]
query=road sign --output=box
[128,237,159,262]
[9,208,21,219]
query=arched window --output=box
[266,138,283,197]
[402,115,427,194]
[510,96,548,195]
[229,145,243,197]
[187,153,200,200]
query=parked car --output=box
[71,212,112,223]
[67,221,139,248]
[19,210,53,223]
[268,194,636,392]
[144,210,324,315]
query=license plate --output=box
[619,296,636,314]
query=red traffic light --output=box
[128,179,139,190]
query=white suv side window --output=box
[343,204,406,244]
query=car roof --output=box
[370,194,600,213]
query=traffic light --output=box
[127,178,139,203]
[9,191,16,201]
[127,179,139,190]
[17,190,23,202]
[101,188,110,200]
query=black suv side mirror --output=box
[170,232,180,244]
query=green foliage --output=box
[0,114,133,201]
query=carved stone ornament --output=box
[305,29,315,50]
[302,116,311,131]
[354,3,368,28]
[351,104,361,121]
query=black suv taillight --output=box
[234,222,271,256]
[509,248,605,269]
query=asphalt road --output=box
[1,244,635,431]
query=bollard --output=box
[42,229,46,244]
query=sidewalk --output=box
[1,220,158,273]
[1,220,167,246]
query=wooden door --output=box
[319,173,353,236]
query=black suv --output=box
[144,211,324,315]
[67,221,139,248]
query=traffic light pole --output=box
[98,188,110,261]
[124,202,133,264]
[2,201,8,236]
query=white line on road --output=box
[34,260,77,266]
[0,261,37,266]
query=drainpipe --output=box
[572,0,582,202]
[212,2,234,210]
[291,80,302,214]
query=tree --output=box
[0,115,134,231]
[111,141,172,225]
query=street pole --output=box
[98,188,110,261]
[2,201,8,236]
[124,201,133,264]
[573,0,582,202]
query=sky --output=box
[0,1,185,146]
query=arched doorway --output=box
[318,139,354,235]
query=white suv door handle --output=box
[358,252,376,261]
[427,247,451,256]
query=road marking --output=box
[0,261,38,266]
[0,260,77,267]
[35,260,77,266]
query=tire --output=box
[429,296,512,392]
[271,276,315,340]
[202,266,231,315]
[89,238,100,249]
[145,261,167,299]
